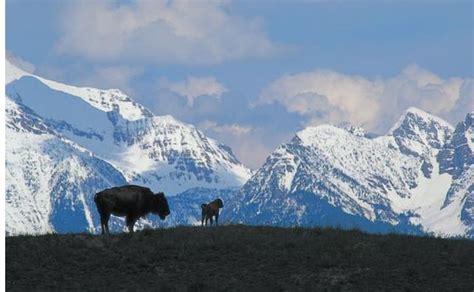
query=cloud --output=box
[6,50,35,73]
[258,65,473,132]
[77,66,144,95]
[199,121,253,136]
[55,0,284,64]
[160,76,227,106]
[197,121,273,169]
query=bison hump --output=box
[110,185,152,194]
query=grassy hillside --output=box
[6,225,474,291]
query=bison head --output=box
[152,192,170,220]
[216,199,224,208]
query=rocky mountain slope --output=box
[5,60,250,235]
[224,108,473,238]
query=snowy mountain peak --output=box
[466,112,474,153]
[6,66,252,194]
[467,111,474,121]
[226,108,473,238]
[345,125,367,137]
[406,106,436,117]
[389,107,454,135]
[6,59,152,121]
[438,111,474,176]
[296,125,347,147]
[462,111,474,138]
[39,82,153,121]
[5,59,253,235]
[335,122,368,138]
[387,107,454,169]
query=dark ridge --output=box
[6,225,474,291]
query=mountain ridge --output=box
[5,58,473,238]
[5,59,251,235]
[224,108,473,238]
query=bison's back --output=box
[103,185,153,195]
[202,204,219,217]
[94,185,153,215]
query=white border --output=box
[1,0,6,288]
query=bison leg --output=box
[126,215,137,233]
[215,213,219,226]
[210,216,214,226]
[100,213,110,235]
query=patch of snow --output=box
[389,155,466,236]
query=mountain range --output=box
[224,108,473,237]
[5,59,250,235]
[5,59,473,238]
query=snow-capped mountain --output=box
[6,95,128,235]
[6,60,251,195]
[224,108,473,238]
[5,59,251,235]
[438,112,474,237]
[6,58,472,238]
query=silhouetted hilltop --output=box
[6,225,474,291]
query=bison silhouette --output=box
[94,185,170,234]
[201,199,224,226]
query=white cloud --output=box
[258,65,473,132]
[198,121,273,169]
[77,66,144,95]
[161,76,227,106]
[199,121,253,136]
[6,51,35,73]
[55,0,284,64]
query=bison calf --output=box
[94,185,170,234]
[201,199,224,226]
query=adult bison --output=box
[201,198,224,226]
[94,185,170,234]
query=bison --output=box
[94,185,170,234]
[201,199,224,226]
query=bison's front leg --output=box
[100,213,111,235]
[126,215,137,233]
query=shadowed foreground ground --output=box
[6,225,474,291]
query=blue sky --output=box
[6,0,474,168]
